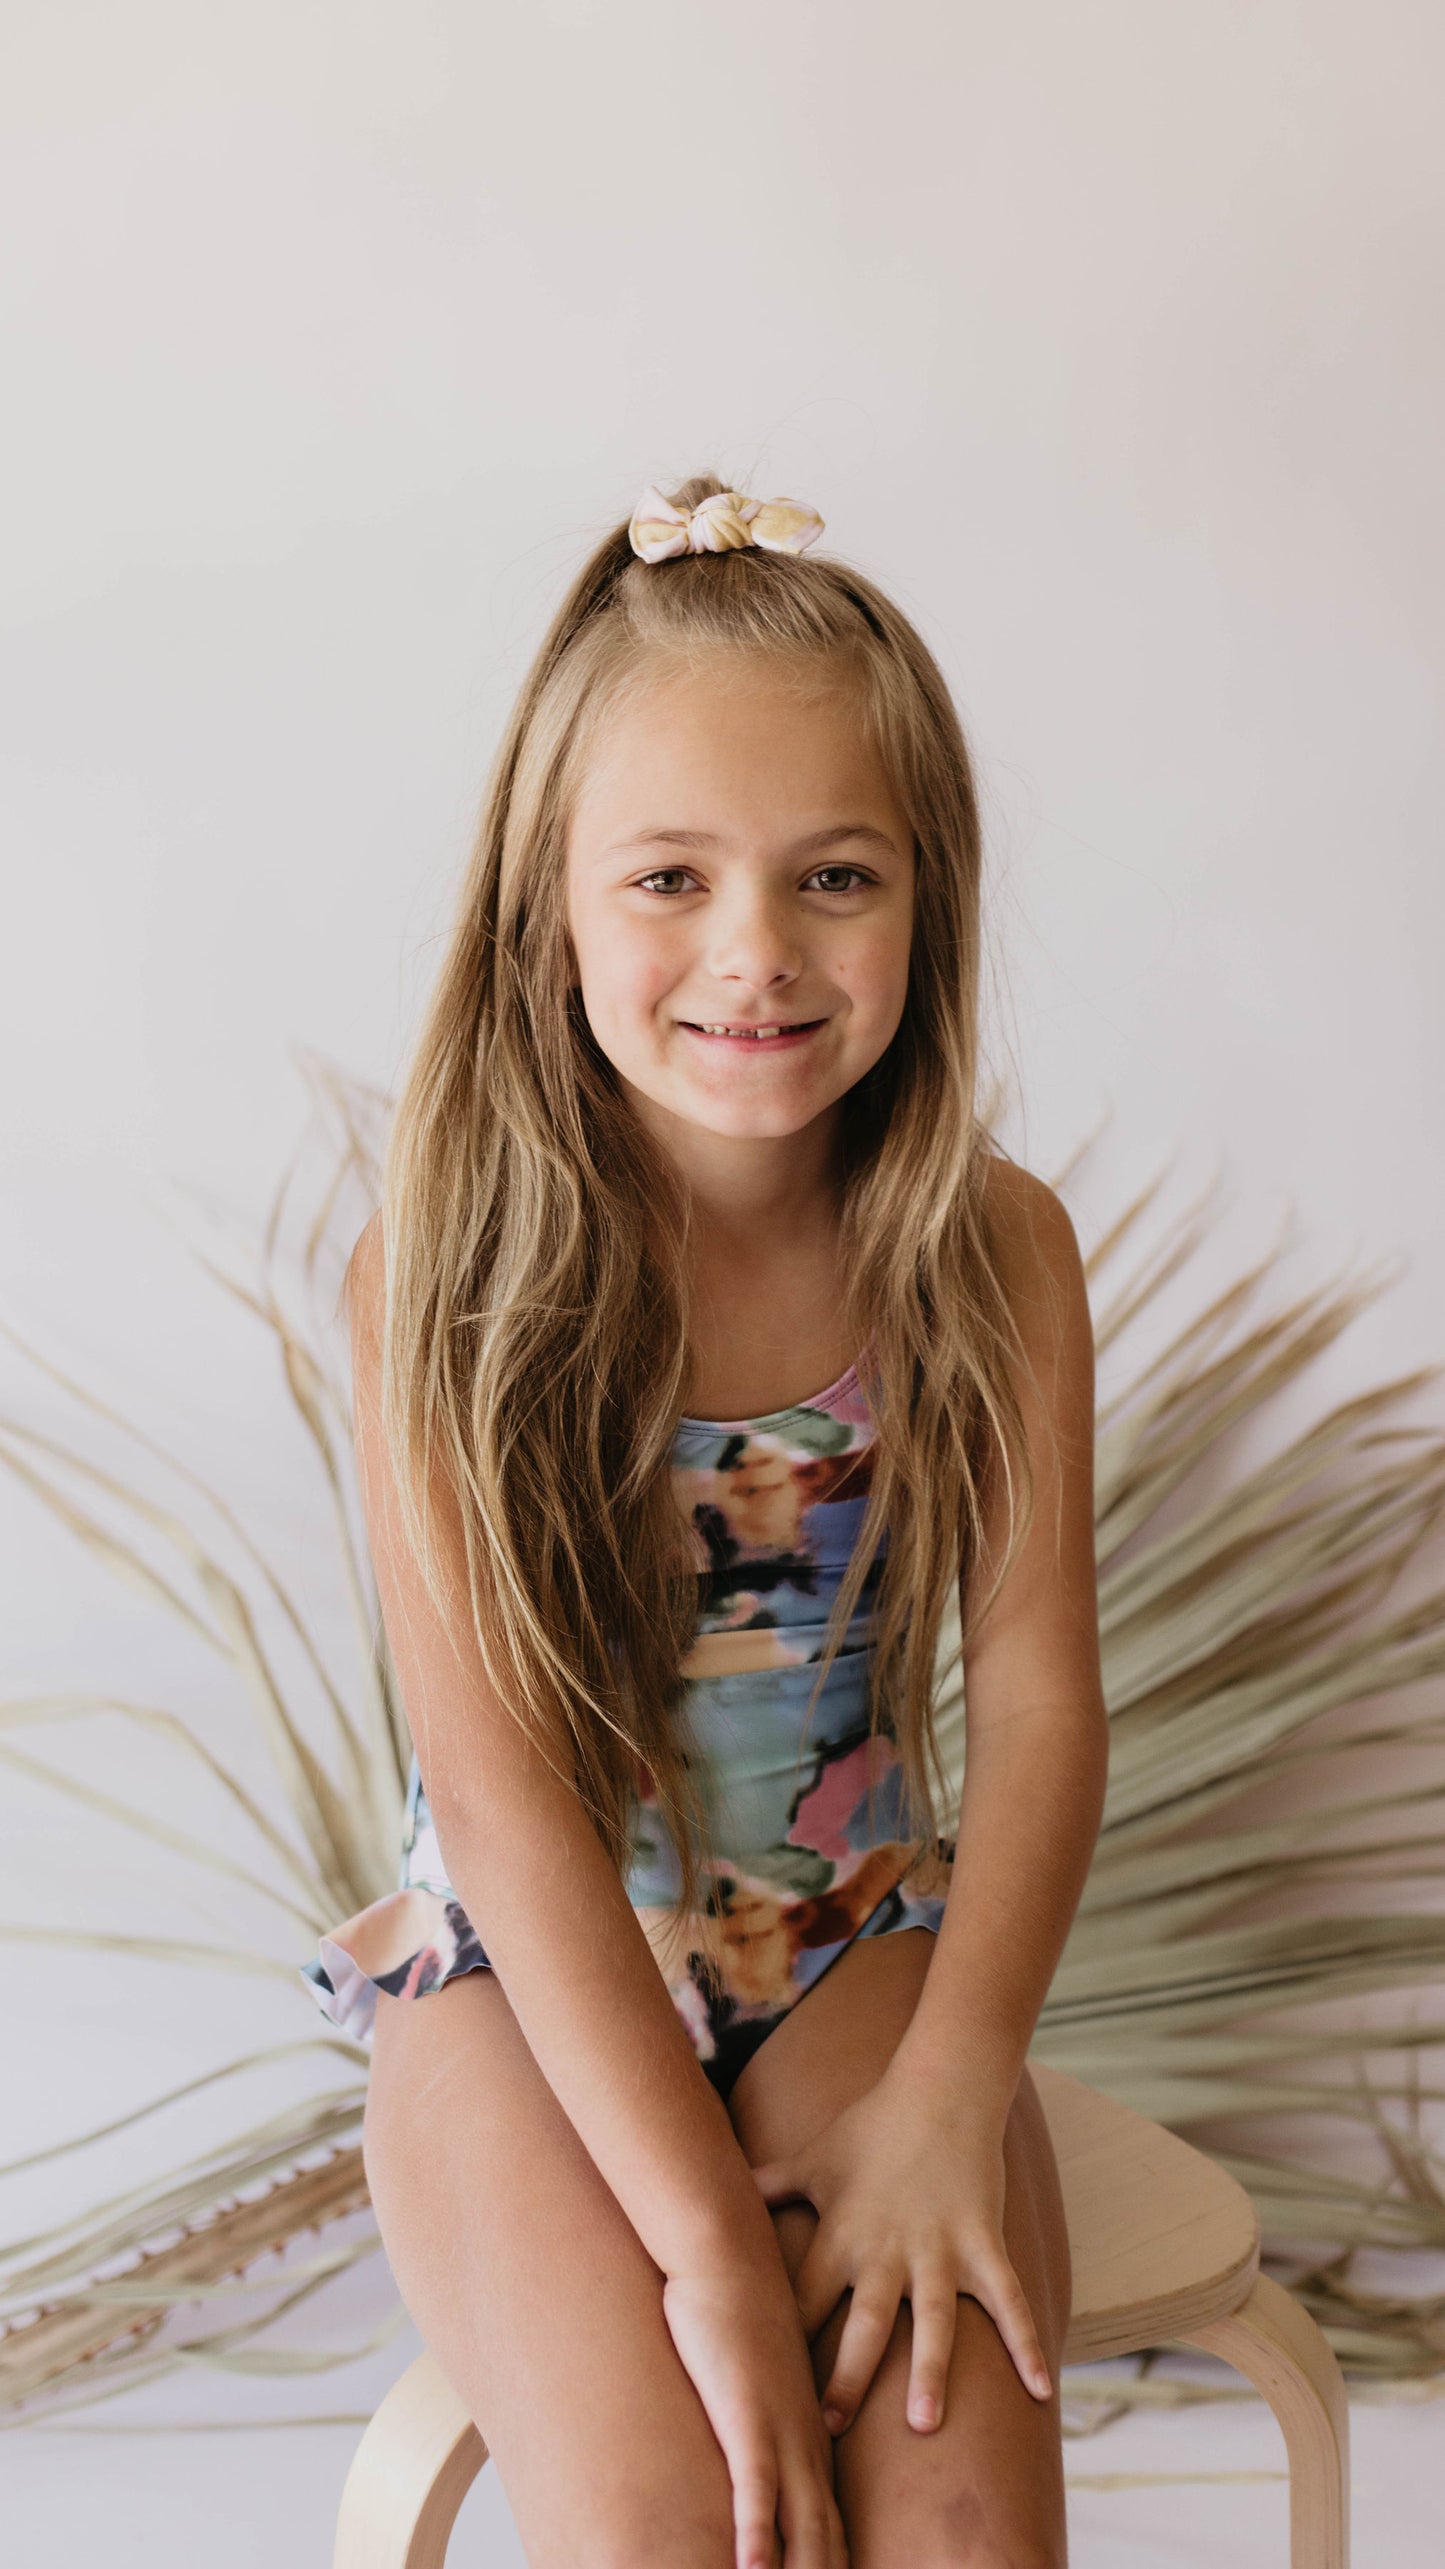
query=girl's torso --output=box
[632,1355,891,1904]
[403,1358,948,2030]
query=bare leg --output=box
[363,1971,737,2569]
[728,1931,1072,2568]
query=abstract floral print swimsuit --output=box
[302,1362,952,2097]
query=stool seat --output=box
[333,2063,1349,2567]
[1033,2061,1259,2359]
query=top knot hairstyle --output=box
[374,473,1035,1917]
[627,481,826,561]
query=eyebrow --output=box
[604,824,901,858]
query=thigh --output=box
[364,1972,735,2569]
[726,1931,1071,2568]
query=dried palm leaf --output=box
[1,1062,1442,2418]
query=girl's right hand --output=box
[663,2262,848,2569]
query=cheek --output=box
[573,914,676,1025]
[874,911,915,1020]
[835,938,912,1027]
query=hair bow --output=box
[627,485,825,565]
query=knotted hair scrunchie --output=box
[627,484,825,565]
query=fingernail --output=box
[1034,2369,1052,2398]
[911,2394,938,2429]
[824,2406,846,2435]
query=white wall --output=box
[3,4,1443,2554]
[5,3,1442,1317]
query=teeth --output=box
[697,1023,788,1038]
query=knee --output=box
[887,2541,1063,2569]
[958,2539,1063,2569]
[573,2502,735,2569]
[561,2446,735,2569]
[865,2495,1065,2569]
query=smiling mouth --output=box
[680,1020,827,1042]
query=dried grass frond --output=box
[1,1073,1443,2418]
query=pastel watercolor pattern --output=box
[303,1363,950,2093]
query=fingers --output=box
[975,2251,1052,2401]
[730,2424,843,2569]
[818,2253,1051,2441]
[791,2230,852,2341]
[728,2446,780,2569]
[775,2438,848,2569]
[819,2268,903,2436]
[901,2264,958,2430]
[751,2155,808,2210]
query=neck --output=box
[629,1092,847,1257]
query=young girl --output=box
[306,474,1109,2568]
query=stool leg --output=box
[333,2352,487,2569]
[1180,2272,1349,2569]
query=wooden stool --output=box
[332,2064,1349,2567]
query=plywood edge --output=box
[1063,2232,1260,2363]
[333,2352,487,2569]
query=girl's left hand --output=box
[750,2066,1053,2439]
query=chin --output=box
[687,1099,833,1141]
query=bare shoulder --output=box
[342,1208,386,1366]
[977,1153,1087,1319]
[975,1154,1093,1440]
[347,1204,385,1290]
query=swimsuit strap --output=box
[677,1356,866,1434]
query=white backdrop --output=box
[4,4,1443,2560]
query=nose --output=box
[705,882,802,993]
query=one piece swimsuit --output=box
[301,1360,953,2098]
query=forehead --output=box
[567,654,907,849]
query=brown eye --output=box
[807,866,868,893]
[636,869,694,895]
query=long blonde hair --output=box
[375,473,1033,1916]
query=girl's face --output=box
[564,657,915,1162]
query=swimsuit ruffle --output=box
[301,1885,490,2045]
[303,1368,954,2087]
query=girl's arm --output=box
[347,1218,840,2569]
[351,1217,756,2263]
[891,1162,1108,2110]
[752,1165,1109,2432]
